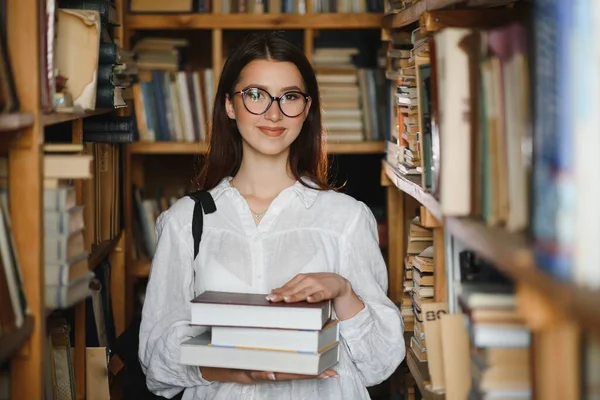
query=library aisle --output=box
[0,0,598,399]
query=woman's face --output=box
[226,59,311,157]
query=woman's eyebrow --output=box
[242,84,304,92]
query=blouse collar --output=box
[210,176,321,209]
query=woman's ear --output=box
[225,94,236,120]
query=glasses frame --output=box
[231,87,311,118]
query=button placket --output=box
[251,233,265,287]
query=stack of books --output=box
[180,291,340,375]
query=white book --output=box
[180,332,340,375]
[211,319,340,353]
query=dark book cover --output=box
[191,290,329,310]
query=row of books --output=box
[128,0,384,13]
[182,291,340,375]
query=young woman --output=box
[138,32,405,399]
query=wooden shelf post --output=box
[7,0,44,398]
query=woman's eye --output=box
[284,93,300,101]
[247,89,264,101]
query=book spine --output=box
[532,0,574,280]
[98,42,118,65]
[84,116,135,133]
[83,131,135,143]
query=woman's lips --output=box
[258,126,286,137]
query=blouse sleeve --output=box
[337,202,406,387]
[138,202,213,398]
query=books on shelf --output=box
[181,290,340,375]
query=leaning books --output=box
[180,291,340,375]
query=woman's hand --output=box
[268,273,366,321]
[200,367,338,384]
[267,273,352,303]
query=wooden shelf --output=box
[382,160,441,220]
[0,316,34,365]
[128,141,209,154]
[129,258,151,278]
[0,113,34,132]
[406,348,445,400]
[42,109,114,127]
[381,0,520,29]
[126,12,384,30]
[88,230,123,271]
[128,141,385,155]
[444,218,600,335]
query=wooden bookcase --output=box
[3,0,127,398]
[381,1,589,399]
[122,8,387,320]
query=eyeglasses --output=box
[231,87,310,118]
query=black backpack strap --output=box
[186,190,217,260]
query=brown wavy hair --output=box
[194,32,331,191]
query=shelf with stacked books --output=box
[127,140,385,155]
[381,0,521,29]
[41,108,115,127]
[382,160,441,220]
[384,159,600,334]
[0,113,34,132]
[126,12,384,30]
[0,315,34,365]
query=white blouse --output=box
[138,177,406,400]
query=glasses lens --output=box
[242,88,271,114]
[279,91,307,117]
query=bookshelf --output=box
[381,0,593,399]
[1,0,127,398]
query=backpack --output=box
[110,190,216,399]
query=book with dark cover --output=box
[192,290,327,309]
[190,291,332,330]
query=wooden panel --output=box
[304,29,314,64]
[0,113,34,132]
[109,233,126,336]
[212,29,223,84]
[42,109,114,126]
[126,13,384,30]
[382,0,521,29]
[534,322,580,400]
[70,118,86,400]
[127,141,385,155]
[420,8,526,32]
[433,227,446,302]
[386,186,405,303]
[7,0,44,398]
[74,302,86,400]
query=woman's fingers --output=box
[249,371,277,381]
[249,369,338,382]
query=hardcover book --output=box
[190,291,332,331]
